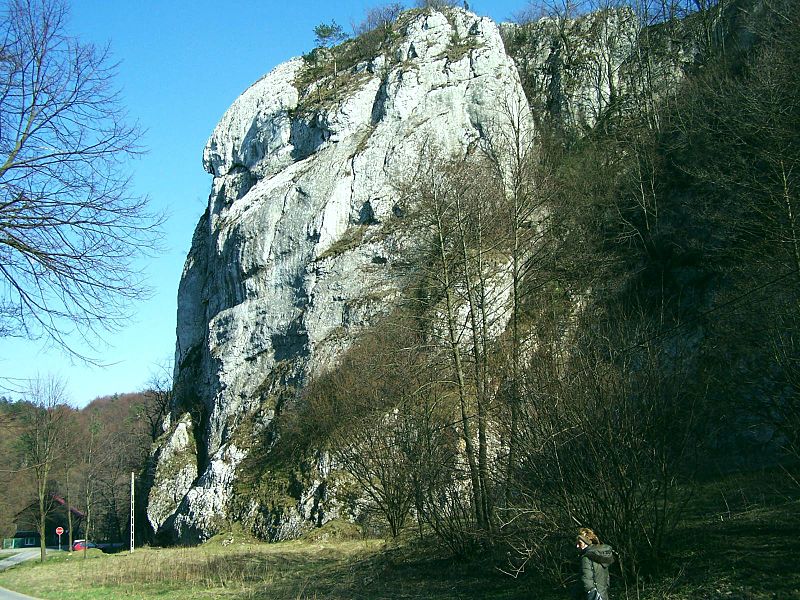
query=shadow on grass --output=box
[658,466,800,600]
[201,542,541,600]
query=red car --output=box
[72,539,98,550]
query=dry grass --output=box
[0,536,532,600]
[0,540,382,599]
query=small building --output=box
[4,495,85,548]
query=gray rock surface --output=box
[149,7,532,543]
[501,7,698,130]
[504,8,642,128]
[146,414,197,534]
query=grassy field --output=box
[1,469,798,599]
[0,538,532,600]
[660,467,800,600]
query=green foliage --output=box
[231,454,310,543]
[204,521,260,547]
[300,518,362,542]
[315,225,368,261]
[295,22,397,113]
[231,395,310,534]
[343,24,395,70]
[313,20,348,49]
[438,30,481,62]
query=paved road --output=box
[0,550,42,599]
[0,586,39,600]
[0,550,40,572]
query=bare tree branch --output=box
[0,0,165,359]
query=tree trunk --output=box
[435,206,485,529]
[454,191,493,531]
[38,490,46,563]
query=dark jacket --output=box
[579,544,614,599]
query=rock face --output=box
[501,8,699,130]
[502,9,641,129]
[145,414,197,533]
[148,7,532,543]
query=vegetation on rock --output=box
[238,0,800,594]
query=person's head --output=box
[576,527,600,551]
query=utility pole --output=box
[130,471,135,554]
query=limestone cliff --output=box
[146,3,704,543]
[147,7,531,543]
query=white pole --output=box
[130,471,135,554]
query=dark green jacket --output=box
[579,544,614,599]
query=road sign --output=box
[55,527,64,535]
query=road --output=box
[0,550,39,572]
[0,586,38,600]
[0,550,42,599]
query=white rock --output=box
[203,59,303,178]
[146,414,198,533]
[151,7,533,543]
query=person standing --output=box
[575,527,614,600]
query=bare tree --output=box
[17,374,72,562]
[0,398,33,538]
[140,361,173,443]
[400,145,518,533]
[404,151,487,531]
[330,410,415,538]
[58,413,82,552]
[352,3,403,36]
[479,96,559,502]
[500,311,702,581]
[0,0,163,355]
[669,0,800,465]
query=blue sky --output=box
[1,0,528,407]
